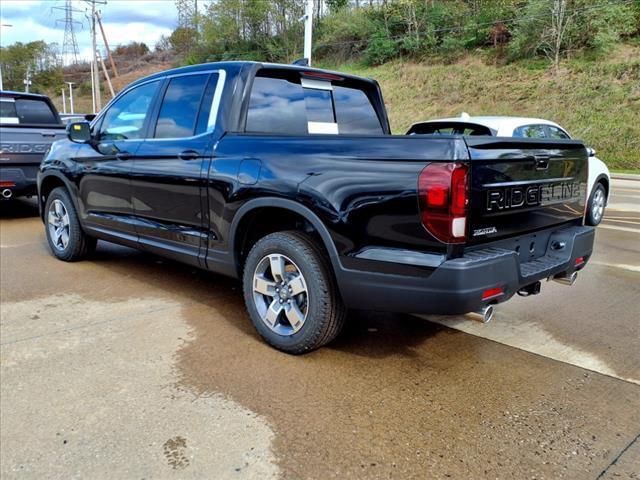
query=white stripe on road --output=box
[420,313,640,385]
[592,261,640,272]
[598,224,640,234]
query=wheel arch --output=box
[38,173,77,221]
[594,174,610,205]
[229,198,342,278]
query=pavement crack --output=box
[595,431,640,479]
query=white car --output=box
[407,114,610,226]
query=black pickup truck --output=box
[1,91,67,199]
[37,61,594,353]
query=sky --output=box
[0,0,178,61]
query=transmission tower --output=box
[54,0,83,65]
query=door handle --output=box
[178,150,199,161]
[116,151,132,161]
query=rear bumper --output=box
[336,225,595,314]
[0,165,39,198]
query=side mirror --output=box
[587,147,596,157]
[67,121,91,143]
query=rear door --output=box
[465,137,588,244]
[131,71,221,266]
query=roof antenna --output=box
[292,58,309,66]
[460,112,471,120]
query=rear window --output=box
[245,70,383,135]
[333,86,382,135]
[513,124,547,139]
[407,122,493,136]
[246,76,307,135]
[154,73,210,138]
[14,98,58,125]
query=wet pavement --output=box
[1,179,638,479]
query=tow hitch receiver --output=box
[518,281,541,297]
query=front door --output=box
[131,72,220,266]
[76,80,161,244]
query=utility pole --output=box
[62,88,67,114]
[96,10,118,77]
[54,0,82,65]
[66,82,75,114]
[85,0,106,112]
[303,0,313,65]
[23,68,32,93]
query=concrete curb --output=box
[611,173,640,181]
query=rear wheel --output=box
[586,183,606,226]
[45,187,96,261]
[242,231,346,354]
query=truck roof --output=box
[127,61,378,90]
[0,90,52,100]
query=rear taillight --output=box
[418,162,469,243]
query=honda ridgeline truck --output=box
[1,91,67,199]
[37,62,595,353]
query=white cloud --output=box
[1,0,177,59]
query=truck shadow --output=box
[87,241,447,359]
[0,198,39,219]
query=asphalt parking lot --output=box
[1,178,638,479]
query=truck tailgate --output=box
[464,137,588,244]
[0,126,67,165]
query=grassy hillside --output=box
[51,44,639,170]
[329,44,640,170]
[327,45,640,170]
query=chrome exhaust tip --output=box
[552,271,578,286]
[1,189,12,199]
[466,305,494,323]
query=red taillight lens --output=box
[418,163,469,243]
[575,256,585,267]
[482,287,504,300]
[0,181,15,188]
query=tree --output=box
[0,41,61,92]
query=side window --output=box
[99,80,160,141]
[333,86,383,135]
[513,124,546,139]
[194,73,221,135]
[546,126,570,139]
[246,75,307,135]
[14,99,58,125]
[154,74,210,138]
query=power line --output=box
[53,0,83,65]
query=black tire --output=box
[586,183,606,226]
[242,231,346,354]
[44,187,97,261]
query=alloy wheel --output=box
[252,253,309,336]
[48,199,71,251]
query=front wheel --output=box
[44,187,97,261]
[586,183,606,226]
[242,231,346,354]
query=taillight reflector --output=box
[418,162,469,243]
[0,181,15,188]
[575,256,585,267]
[482,287,504,300]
